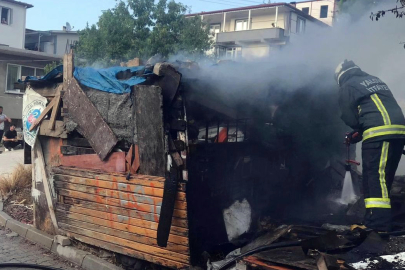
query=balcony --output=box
[216,28,285,45]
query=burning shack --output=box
[26,52,367,270]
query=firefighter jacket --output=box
[337,66,405,143]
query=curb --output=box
[0,210,122,270]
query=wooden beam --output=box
[63,51,74,90]
[29,98,55,132]
[60,152,126,173]
[134,86,166,176]
[39,120,67,138]
[64,78,118,160]
[33,138,59,231]
[49,85,62,130]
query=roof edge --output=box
[0,46,62,60]
[0,0,34,8]
[186,3,329,27]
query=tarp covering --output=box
[74,66,146,94]
[24,65,147,94]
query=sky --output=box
[25,0,274,31]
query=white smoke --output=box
[189,0,405,173]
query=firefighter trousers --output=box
[362,139,404,231]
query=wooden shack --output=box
[29,52,190,269]
[28,52,350,270]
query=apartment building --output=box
[295,0,338,26]
[0,0,32,48]
[25,28,79,56]
[0,0,60,123]
[186,3,328,60]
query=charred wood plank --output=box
[56,207,188,242]
[58,222,189,263]
[56,200,188,227]
[134,86,165,176]
[54,181,187,210]
[64,78,118,160]
[60,152,126,173]
[60,145,95,156]
[58,232,188,269]
[153,63,182,105]
[56,216,189,253]
[57,189,187,217]
[53,174,186,201]
[52,167,166,186]
[39,120,67,138]
[60,197,187,220]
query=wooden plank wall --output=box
[52,167,190,269]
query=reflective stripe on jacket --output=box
[338,67,405,142]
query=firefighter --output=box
[335,60,405,231]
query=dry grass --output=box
[0,164,32,197]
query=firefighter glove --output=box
[345,130,363,144]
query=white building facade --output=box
[295,0,338,26]
[0,0,32,49]
[25,29,79,56]
[187,3,328,61]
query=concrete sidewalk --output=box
[0,148,25,176]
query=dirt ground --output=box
[3,187,33,225]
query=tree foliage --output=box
[75,0,211,66]
[338,0,405,21]
[44,61,62,75]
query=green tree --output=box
[338,0,405,21]
[76,0,211,66]
[44,61,63,75]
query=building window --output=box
[296,18,305,34]
[1,6,11,25]
[210,24,221,37]
[6,64,44,93]
[226,47,242,59]
[320,5,328,18]
[302,7,309,15]
[235,19,248,31]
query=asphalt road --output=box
[0,226,80,269]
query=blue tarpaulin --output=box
[74,66,146,94]
[24,65,147,94]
